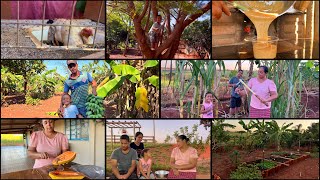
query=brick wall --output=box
[212,9,245,47]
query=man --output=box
[228,70,243,117]
[59,60,97,117]
[148,15,164,49]
[110,135,138,179]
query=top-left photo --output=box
[1,0,105,59]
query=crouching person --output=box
[110,135,138,179]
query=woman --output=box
[168,135,198,179]
[130,132,144,158]
[130,132,144,177]
[236,66,278,118]
[28,119,69,168]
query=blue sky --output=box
[44,60,106,76]
[106,120,210,143]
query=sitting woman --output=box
[168,135,198,179]
[28,119,69,168]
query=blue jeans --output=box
[78,107,87,118]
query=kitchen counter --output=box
[1,163,89,179]
[213,38,319,59]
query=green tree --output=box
[1,60,46,94]
[212,119,236,151]
[107,1,211,59]
[182,19,211,58]
[266,120,293,151]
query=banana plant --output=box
[266,120,293,151]
[96,60,159,118]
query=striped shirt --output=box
[64,71,93,108]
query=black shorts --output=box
[230,97,242,108]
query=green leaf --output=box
[147,75,159,88]
[144,60,159,68]
[306,61,313,68]
[112,64,140,76]
[97,76,125,98]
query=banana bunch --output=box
[85,94,105,118]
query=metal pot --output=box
[155,170,169,179]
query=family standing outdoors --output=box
[58,60,97,118]
[110,133,198,179]
[229,66,278,118]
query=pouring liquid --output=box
[240,1,286,59]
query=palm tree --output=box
[266,120,293,151]
[251,119,270,149]
[238,120,255,149]
[212,119,236,151]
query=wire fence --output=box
[1,0,105,51]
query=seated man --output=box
[110,135,138,179]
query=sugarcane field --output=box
[161,60,319,119]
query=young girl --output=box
[139,149,155,179]
[58,94,83,118]
[201,92,214,118]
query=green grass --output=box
[256,160,277,170]
[1,134,24,146]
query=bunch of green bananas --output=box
[85,94,105,118]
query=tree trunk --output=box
[238,60,242,71]
[248,60,254,80]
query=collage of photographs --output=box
[0,0,319,180]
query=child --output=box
[200,92,214,118]
[139,149,155,179]
[58,94,83,118]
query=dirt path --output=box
[1,93,63,118]
[267,157,319,179]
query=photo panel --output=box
[106,119,211,179]
[1,119,105,179]
[1,1,105,59]
[161,60,319,119]
[1,60,160,119]
[212,119,319,179]
[212,1,319,59]
[106,1,211,60]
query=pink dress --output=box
[140,158,152,173]
[29,131,69,168]
[202,102,213,118]
[248,78,277,109]
[170,147,198,173]
[168,147,198,179]
[11,1,75,19]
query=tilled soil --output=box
[212,148,319,179]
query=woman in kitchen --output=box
[168,135,198,179]
[236,66,278,118]
[28,119,69,168]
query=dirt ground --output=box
[109,48,202,59]
[212,147,319,179]
[1,92,113,118]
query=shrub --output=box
[25,94,41,105]
[256,160,277,170]
[230,150,241,166]
[230,164,263,179]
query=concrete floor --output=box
[1,146,34,174]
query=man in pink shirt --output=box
[28,120,69,169]
[236,66,278,118]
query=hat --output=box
[67,60,77,65]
